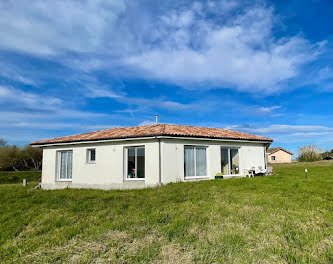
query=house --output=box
[267,147,293,163]
[30,124,273,190]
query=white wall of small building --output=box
[41,137,267,190]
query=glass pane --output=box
[221,148,229,175]
[136,147,145,178]
[90,149,96,161]
[127,148,136,178]
[196,148,206,176]
[230,149,239,174]
[60,152,67,179]
[67,151,73,179]
[184,147,195,177]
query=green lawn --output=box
[0,162,332,263]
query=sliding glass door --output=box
[127,147,145,179]
[221,148,229,175]
[230,149,239,174]
[221,148,239,175]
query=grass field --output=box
[0,161,332,263]
[0,171,41,184]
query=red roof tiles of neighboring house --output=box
[30,124,273,145]
[267,147,293,155]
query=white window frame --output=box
[125,146,145,181]
[86,148,96,164]
[184,145,208,179]
[56,150,73,181]
[220,147,240,176]
[271,155,276,161]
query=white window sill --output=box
[185,176,210,180]
[125,178,145,181]
[57,179,72,182]
[86,162,96,164]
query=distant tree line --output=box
[0,139,42,171]
[320,149,333,159]
[297,144,333,162]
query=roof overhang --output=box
[31,135,272,147]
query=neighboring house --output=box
[267,147,293,163]
[30,124,273,190]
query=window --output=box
[87,149,96,163]
[184,146,207,178]
[57,150,73,180]
[271,156,276,161]
[126,147,145,179]
[221,148,239,175]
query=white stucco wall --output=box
[40,137,267,190]
[160,138,267,183]
[41,139,159,190]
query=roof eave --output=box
[30,134,272,147]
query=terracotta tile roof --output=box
[267,147,293,155]
[30,124,273,145]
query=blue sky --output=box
[0,0,332,156]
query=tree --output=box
[0,138,7,149]
[0,146,21,171]
[320,149,333,159]
[0,144,42,171]
[297,145,322,162]
[21,145,43,170]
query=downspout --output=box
[264,146,267,169]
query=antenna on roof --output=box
[155,114,158,125]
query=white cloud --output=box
[125,4,325,93]
[256,106,281,114]
[118,96,198,111]
[300,66,333,92]
[0,85,194,144]
[84,86,123,99]
[225,124,333,135]
[0,0,126,56]
[207,0,239,13]
[0,0,328,94]
[0,86,119,135]
[0,85,61,110]
[75,79,198,112]
[205,123,333,154]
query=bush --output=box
[297,145,322,162]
